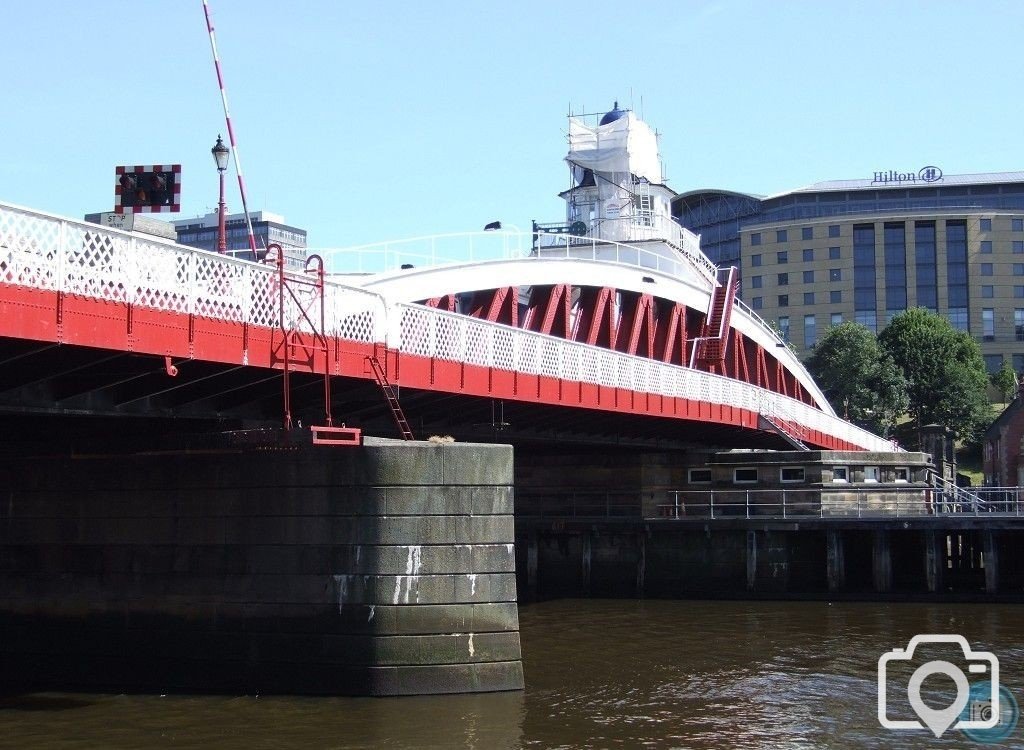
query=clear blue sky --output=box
[2,1,1021,249]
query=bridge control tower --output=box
[559,102,676,244]
[535,102,714,289]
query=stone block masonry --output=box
[0,438,523,696]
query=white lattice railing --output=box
[0,201,385,342]
[394,303,899,452]
[0,200,897,452]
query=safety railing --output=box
[316,230,529,274]
[0,200,386,343]
[321,228,717,288]
[515,491,643,519]
[0,200,896,451]
[656,487,1024,520]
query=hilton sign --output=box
[871,166,944,185]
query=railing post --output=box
[746,490,750,520]
[710,491,715,520]
[782,489,787,519]
[57,219,67,295]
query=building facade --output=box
[172,210,307,268]
[673,171,1024,372]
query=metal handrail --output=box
[657,487,1024,520]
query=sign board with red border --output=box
[115,165,181,213]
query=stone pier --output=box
[0,438,523,695]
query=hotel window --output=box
[829,225,840,238]
[1016,353,1024,372]
[829,246,841,259]
[752,253,762,267]
[832,467,849,483]
[777,230,788,243]
[1016,286,1024,298]
[803,248,814,262]
[854,224,877,330]
[855,310,877,331]
[804,292,815,305]
[1016,264,1024,276]
[863,466,880,483]
[752,296,763,310]
[780,467,805,483]
[947,308,968,331]
[831,313,842,326]
[688,468,712,484]
[804,314,816,348]
[779,295,789,308]
[915,221,938,311]
[779,315,790,340]
[884,222,907,317]
[981,240,992,254]
[778,273,789,285]
[946,220,969,330]
[984,354,1002,374]
[803,270,814,283]
[734,468,758,484]
[830,290,842,304]
[982,285,993,298]
[1016,309,1024,341]
[751,275,763,289]
[983,308,995,341]
[1015,219,1024,232]
[981,263,993,276]
[829,268,842,282]
[751,232,762,246]
[778,251,788,264]
[894,467,910,483]
[981,218,992,232]
[802,227,813,241]
[1014,241,1024,254]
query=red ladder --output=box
[366,355,415,441]
[690,266,739,370]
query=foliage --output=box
[990,360,1018,404]
[806,322,908,436]
[877,308,991,441]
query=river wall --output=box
[0,438,523,695]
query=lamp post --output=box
[211,135,230,254]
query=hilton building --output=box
[673,170,1024,374]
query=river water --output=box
[1,600,1022,749]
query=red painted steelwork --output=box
[425,294,457,312]
[573,286,616,348]
[654,302,688,366]
[467,287,519,327]
[311,425,363,446]
[0,280,862,450]
[266,245,333,430]
[523,284,572,338]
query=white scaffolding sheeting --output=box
[566,112,662,184]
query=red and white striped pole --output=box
[202,0,258,255]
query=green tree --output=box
[991,360,1018,404]
[878,308,991,441]
[806,322,908,436]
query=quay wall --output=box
[517,520,1024,602]
[0,439,523,696]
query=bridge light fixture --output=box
[211,135,230,254]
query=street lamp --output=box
[211,135,230,254]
